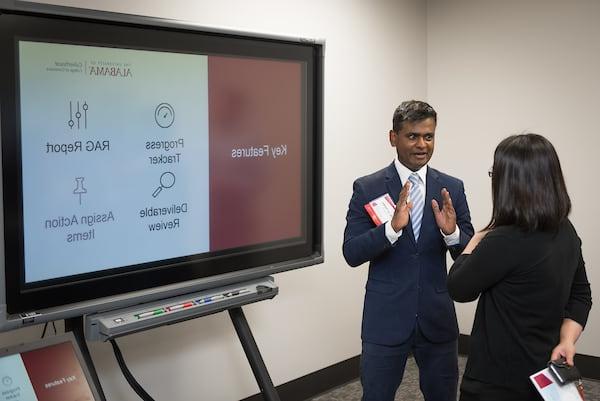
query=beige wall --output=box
[2,1,597,400]
[427,0,600,355]
[0,1,427,400]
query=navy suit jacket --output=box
[343,163,474,345]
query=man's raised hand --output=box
[391,180,412,232]
[432,188,456,235]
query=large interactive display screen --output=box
[0,1,323,322]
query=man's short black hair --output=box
[392,100,437,132]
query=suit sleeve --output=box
[342,179,393,267]
[448,180,474,260]
[447,232,517,302]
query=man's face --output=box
[389,117,436,171]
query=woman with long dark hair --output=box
[447,133,592,401]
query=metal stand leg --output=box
[65,317,107,401]
[229,307,281,401]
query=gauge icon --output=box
[155,103,175,128]
[2,376,12,386]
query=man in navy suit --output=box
[343,100,474,401]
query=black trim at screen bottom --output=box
[240,334,600,401]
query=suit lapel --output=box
[384,162,402,204]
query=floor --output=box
[311,355,600,401]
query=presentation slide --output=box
[0,354,38,401]
[19,341,94,401]
[18,41,303,283]
[208,56,302,251]
[19,41,210,283]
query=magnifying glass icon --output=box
[152,171,176,198]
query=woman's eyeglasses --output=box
[488,168,493,178]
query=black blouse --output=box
[447,220,592,387]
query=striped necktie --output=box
[408,173,424,241]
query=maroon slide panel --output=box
[209,56,302,251]
[20,341,95,401]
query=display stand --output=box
[229,307,280,401]
[65,316,107,401]
[79,277,280,400]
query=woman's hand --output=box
[551,342,576,366]
[551,318,584,366]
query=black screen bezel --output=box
[0,7,323,314]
